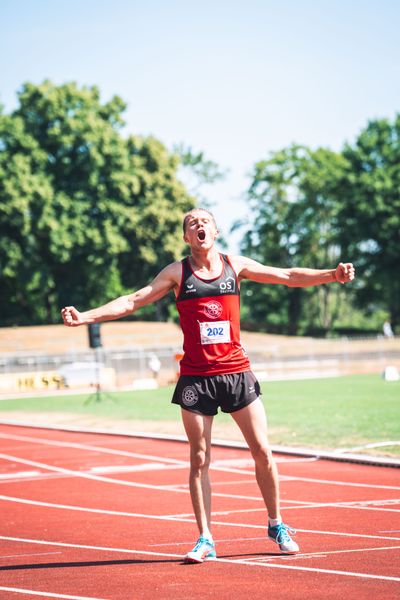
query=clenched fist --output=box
[61,306,86,327]
[335,262,355,284]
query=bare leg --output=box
[181,408,214,536]
[231,398,280,519]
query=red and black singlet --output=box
[176,253,250,376]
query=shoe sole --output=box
[268,536,299,554]
[184,554,217,564]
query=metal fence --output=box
[0,335,399,392]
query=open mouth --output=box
[197,230,206,241]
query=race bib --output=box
[199,320,231,345]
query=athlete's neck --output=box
[189,247,221,275]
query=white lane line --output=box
[210,469,400,489]
[212,458,317,467]
[0,587,105,599]
[210,466,255,475]
[163,490,400,510]
[223,557,400,581]
[166,508,266,518]
[0,535,183,559]
[1,458,398,516]
[280,475,400,491]
[0,465,187,485]
[274,457,319,463]
[211,458,255,468]
[285,498,400,507]
[2,430,397,491]
[0,454,262,502]
[296,527,400,541]
[2,494,400,542]
[333,505,400,514]
[0,473,73,485]
[149,539,400,555]
[0,453,188,493]
[88,463,187,474]
[148,536,267,547]
[380,530,400,533]
[0,431,310,469]
[0,453,260,503]
[279,499,400,514]
[167,497,400,518]
[196,518,400,543]
[1,465,398,515]
[0,494,190,522]
[0,471,41,480]
[1,535,399,583]
[249,545,400,561]
[1,552,62,559]
[0,432,188,466]
[206,478,257,487]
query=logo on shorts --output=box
[204,300,223,319]
[182,386,199,407]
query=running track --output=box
[0,423,399,600]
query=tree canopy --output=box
[236,114,400,335]
[1,80,397,334]
[0,81,195,325]
[340,116,400,328]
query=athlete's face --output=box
[183,210,218,249]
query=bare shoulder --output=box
[228,254,258,277]
[154,260,182,286]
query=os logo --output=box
[204,300,223,319]
[219,276,235,293]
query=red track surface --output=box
[0,423,399,599]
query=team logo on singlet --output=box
[182,386,198,407]
[219,276,236,293]
[204,300,223,319]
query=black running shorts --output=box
[171,370,261,416]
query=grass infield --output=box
[0,374,399,456]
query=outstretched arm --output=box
[231,256,355,287]
[61,262,181,327]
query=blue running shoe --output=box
[268,523,299,554]
[184,536,217,563]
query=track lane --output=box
[1,424,399,599]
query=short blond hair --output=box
[182,208,217,233]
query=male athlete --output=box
[61,208,355,563]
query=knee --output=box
[251,444,274,469]
[190,448,210,474]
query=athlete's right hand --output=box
[61,306,85,327]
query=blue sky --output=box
[1,0,399,250]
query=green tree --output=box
[340,115,400,328]
[237,145,350,335]
[0,81,195,325]
[174,144,227,201]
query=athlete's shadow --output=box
[0,558,180,571]
[219,551,293,559]
[181,551,290,565]
[1,554,294,571]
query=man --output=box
[61,207,355,563]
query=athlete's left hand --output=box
[335,262,355,284]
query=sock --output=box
[269,517,282,527]
[202,529,213,541]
